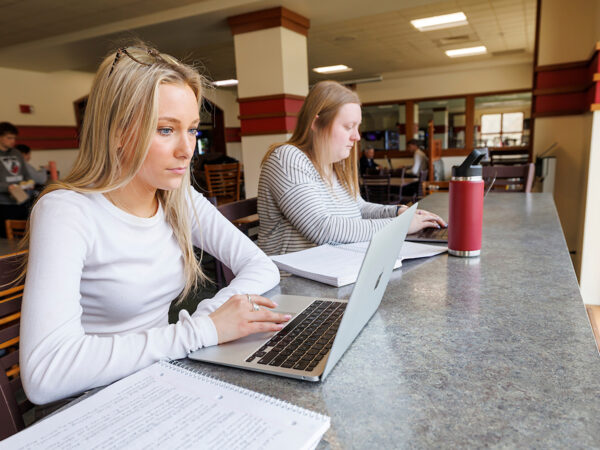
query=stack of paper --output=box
[271,241,447,287]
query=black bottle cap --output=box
[452,149,485,178]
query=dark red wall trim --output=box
[228,7,310,36]
[225,127,241,143]
[238,94,305,136]
[15,125,78,150]
[533,42,600,117]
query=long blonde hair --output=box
[262,80,361,197]
[21,44,208,299]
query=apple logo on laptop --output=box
[373,271,383,291]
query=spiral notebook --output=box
[2,361,330,450]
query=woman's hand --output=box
[405,208,447,234]
[209,294,291,344]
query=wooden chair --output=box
[204,163,241,206]
[361,174,396,204]
[0,251,32,439]
[5,219,27,240]
[214,198,259,289]
[482,163,535,193]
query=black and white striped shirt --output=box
[258,144,398,256]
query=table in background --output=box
[0,238,22,257]
[182,193,600,448]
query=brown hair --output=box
[262,81,361,197]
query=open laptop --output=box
[405,226,448,243]
[188,204,418,381]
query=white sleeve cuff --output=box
[193,314,219,347]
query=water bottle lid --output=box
[452,149,485,178]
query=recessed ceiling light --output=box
[445,46,487,58]
[213,79,238,87]
[411,12,468,31]
[312,65,353,74]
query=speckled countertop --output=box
[182,193,600,449]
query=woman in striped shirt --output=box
[258,81,445,256]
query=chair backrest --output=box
[0,251,32,439]
[482,163,535,193]
[415,168,429,199]
[361,174,391,204]
[5,220,27,240]
[204,163,241,206]
[214,198,259,288]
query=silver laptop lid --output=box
[321,203,417,379]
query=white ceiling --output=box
[0,0,536,83]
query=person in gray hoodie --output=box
[0,121,33,237]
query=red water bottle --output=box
[48,161,58,181]
[448,149,485,257]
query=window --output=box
[480,112,524,147]
[360,104,406,150]
[474,93,531,147]
[417,98,466,149]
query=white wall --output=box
[538,0,599,65]
[0,68,246,177]
[0,66,94,176]
[534,0,600,279]
[580,111,600,304]
[357,59,533,103]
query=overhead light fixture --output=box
[213,79,238,87]
[445,46,487,58]
[411,12,468,31]
[312,65,352,74]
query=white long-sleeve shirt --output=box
[258,144,398,256]
[409,148,428,176]
[20,188,279,405]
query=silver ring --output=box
[247,294,259,312]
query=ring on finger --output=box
[251,301,260,312]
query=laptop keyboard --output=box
[245,300,346,372]
[418,227,448,239]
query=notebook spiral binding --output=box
[166,360,328,421]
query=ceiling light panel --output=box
[213,79,238,87]
[313,65,353,74]
[445,46,487,58]
[411,12,468,32]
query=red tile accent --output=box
[237,94,305,136]
[15,125,79,150]
[225,127,241,142]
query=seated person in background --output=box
[20,43,288,406]
[16,144,48,185]
[359,147,380,175]
[406,139,429,177]
[0,121,34,238]
[257,80,446,257]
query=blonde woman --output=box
[20,45,288,406]
[258,81,446,256]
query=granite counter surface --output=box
[183,193,600,448]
